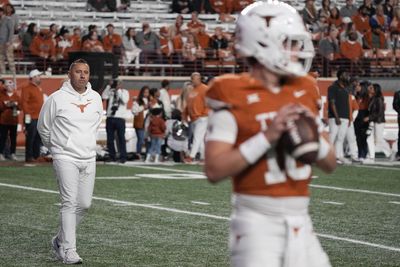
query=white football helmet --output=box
[235,0,315,76]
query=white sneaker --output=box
[362,158,375,164]
[0,154,5,161]
[51,236,64,261]
[63,249,82,264]
[10,154,18,161]
[145,154,151,163]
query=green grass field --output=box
[0,162,399,266]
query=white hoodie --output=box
[37,80,103,161]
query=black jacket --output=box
[368,96,385,123]
[393,90,400,118]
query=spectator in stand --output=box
[352,6,372,35]
[360,0,376,17]
[318,26,340,76]
[218,39,235,62]
[172,24,190,63]
[340,21,363,44]
[187,11,205,35]
[82,31,104,52]
[0,1,9,8]
[209,0,235,22]
[311,13,330,40]
[210,27,228,58]
[393,88,400,160]
[364,83,391,163]
[182,33,206,73]
[49,24,59,43]
[0,7,15,77]
[196,25,210,50]
[55,27,73,61]
[81,25,101,43]
[318,0,332,18]
[370,4,390,32]
[328,6,343,28]
[102,23,122,55]
[193,0,214,14]
[21,22,37,55]
[354,80,371,160]
[364,24,389,49]
[29,29,56,70]
[70,27,82,52]
[383,0,394,20]
[4,3,18,34]
[132,86,150,158]
[159,79,172,119]
[183,72,208,162]
[135,22,161,64]
[340,0,358,19]
[159,26,173,62]
[21,69,44,162]
[102,79,130,163]
[232,0,254,13]
[0,80,20,161]
[328,68,351,164]
[171,0,194,14]
[122,27,141,70]
[302,0,318,29]
[145,107,166,163]
[168,14,184,40]
[340,30,364,58]
[390,7,400,34]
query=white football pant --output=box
[367,122,391,159]
[230,196,331,267]
[53,159,96,251]
[345,122,358,160]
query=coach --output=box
[37,59,103,264]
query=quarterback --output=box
[204,1,337,267]
[37,59,103,264]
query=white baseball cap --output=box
[29,69,43,78]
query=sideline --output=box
[0,182,399,253]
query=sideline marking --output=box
[323,201,344,205]
[137,173,206,179]
[191,201,210,205]
[311,184,400,198]
[96,176,140,180]
[1,182,399,252]
[389,201,400,205]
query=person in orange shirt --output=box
[363,24,388,49]
[183,72,208,162]
[69,27,82,52]
[102,24,122,55]
[159,26,173,61]
[21,69,45,162]
[345,77,360,162]
[340,31,363,62]
[187,11,205,35]
[204,2,336,266]
[0,80,20,161]
[82,31,104,52]
[29,29,56,70]
[196,25,210,50]
[352,6,371,35]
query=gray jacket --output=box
[0,15,13,44]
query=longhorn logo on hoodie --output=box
[71,102,92,113]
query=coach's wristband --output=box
[317,138,330,160]
[239,132,271,164]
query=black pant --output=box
[106,117,127,161]
[25,119,42,161]
[354,110,369,159]
[0,124,17,155]
[397,117,400,157]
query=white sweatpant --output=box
[367,122,391,159]
[328,118,349,159]
[189,116,208,159]
[345,122,358,159]
[53,159,96,251]
[230,205,331,267]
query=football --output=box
[277,113,319,164]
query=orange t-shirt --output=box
[29,36,56,57]
[102,33,122,53]
[340,41,363,60]
[21,83,44,120]
[352,14,371,34]
[185,83,209,122]
[207,73,321,197]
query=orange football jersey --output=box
[207,73,321,197]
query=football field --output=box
[0,162,399,266]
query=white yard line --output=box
[121,163,204,174]
[323,201,344,205]
[96,176,141,180]
[1,182,400,252]
[191,201,210,205]
[352,164,400,171]
[311,184,400,197]
[389,201,400,205]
